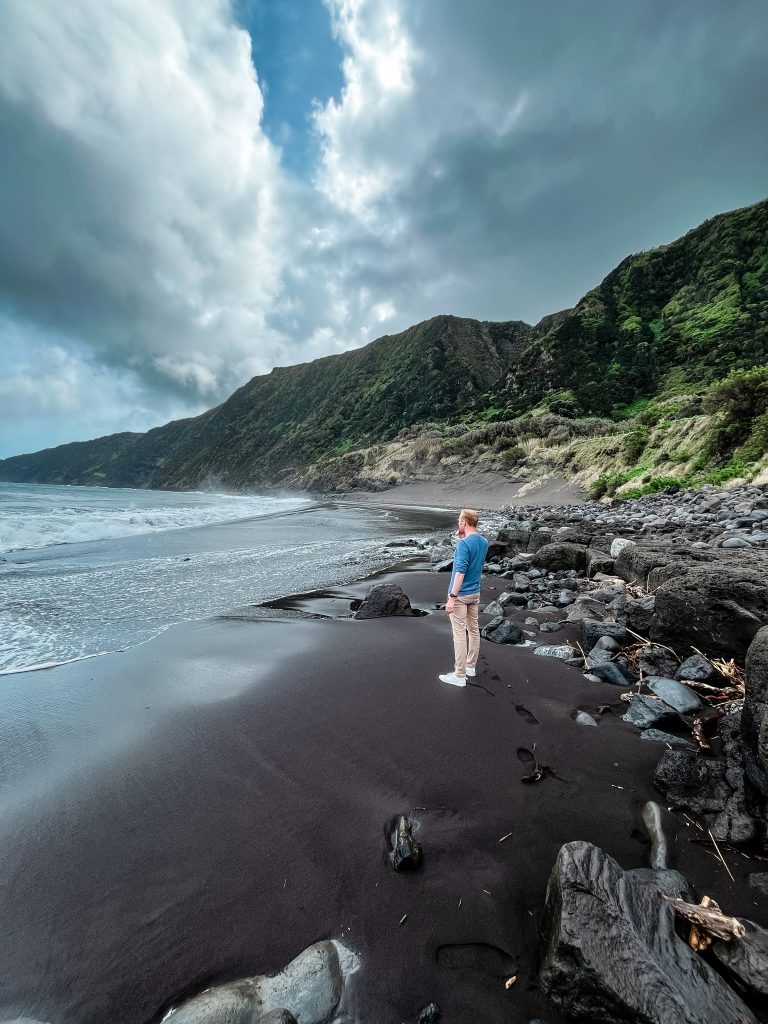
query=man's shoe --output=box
[439,672,467,687]
[466,666,476,677]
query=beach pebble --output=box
[645,677,703,715]
[575,711,598,727]
[675,654,722,684]
[591,662,633,687]
[640,729,693,748]
[622,695,678,729]
[417,1003,441,1023]
[483,599,504,617]
[540,621,562,633]
[389,815,422,871]
[533,644,575,661]
[580,619,628,649]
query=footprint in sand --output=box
[436,942,517,979]
[515,704,539,725]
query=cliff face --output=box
[1,199,766,490]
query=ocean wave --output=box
[0,491,311,553]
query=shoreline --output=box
[1,554,764,1023]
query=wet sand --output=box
[0,561,763,1023]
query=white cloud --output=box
[0,0,766,458]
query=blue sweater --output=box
[449,533,489,596]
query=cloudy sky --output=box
[0,0,766,457]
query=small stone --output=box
[610,538,636,558]
[640,729,693,747]
[623,694,679,729]
[540,621,562,633]
[389,815,422,871]
[721,536,752,548]
[580,619,629,650]
[592,662,633,686]
[675,654,722,684]
[646,677,703,715]
[575,711,598,727]
[483,599,504,617]
[533,644,575,661]
[417,1003,441,1023]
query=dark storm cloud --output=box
[0,0,766,455]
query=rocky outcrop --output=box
[539,841,755,1024]
[712,919,768,997]
[654,712,759,843]
[531,543,587,572]
[651,567,768,659]
[743,626,768,796]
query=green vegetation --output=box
[0,199,766,491]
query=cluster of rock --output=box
[468,484,768,1021]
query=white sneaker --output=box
[466,666,476,677]
[439,672,467,687]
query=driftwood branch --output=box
[666,896,745,941]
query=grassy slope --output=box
[0,200,766,491]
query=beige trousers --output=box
[448,594,481,676]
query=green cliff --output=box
[1,198,766,491]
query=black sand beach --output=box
[0,556,764,1023]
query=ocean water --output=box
[0,483,450,674]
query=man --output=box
[439,508,489,687]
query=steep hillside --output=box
[0,199,766,491]
[500,199,768,418]
[0,316,534,488]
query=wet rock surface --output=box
[389,815,423,871]
[164,941,346,1024]
[353,582,414,619]
[539,841,756,1024]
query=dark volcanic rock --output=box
[654,713,758,842]
[354,583,414,620]
[712,919,768,997]
[531,542,587,573]
[623,694,679,729]
[417,1003,441,1023]
[389,815,422,871]
[637,646,679,680]
[539,841,755,1024]
[482,620,525,645]
[652,567,768,659]
[258,1012,298,1024]
[580,619,629,650]
[592,661,633,686]
[586,548,615,577]
[676,653,723,684]
[625,594,655,635]
[431,559,453,574]
[646,677,703,715]
[743,625,768,796]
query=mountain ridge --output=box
[1,198,766,491]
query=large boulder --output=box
[539,842,756,1024]
[651,567,768,659]
[743,625,768,796]
[531,542,587,572]
[353,583,413,620]
[166,941,344,1024]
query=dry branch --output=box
[667,896,745,941]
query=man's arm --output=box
[446,572,465,613]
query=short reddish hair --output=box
[460,508,479,527]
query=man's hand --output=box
[445,596,456,613]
